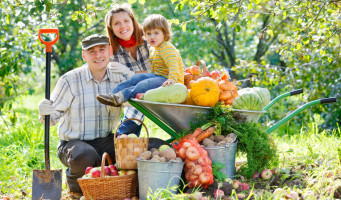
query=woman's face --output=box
[111,12,134,41]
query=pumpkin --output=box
[183,89,195,105]
[190,77,220,107]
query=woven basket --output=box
[114,118,149,170]
[77,152,138,200]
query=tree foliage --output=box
[1,0,339,129]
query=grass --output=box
[0,94,340,199]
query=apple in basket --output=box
[127,133,137,138]
[117,134,128,138]
[85,166,93,174]
[118,170,126,176]
[104,166,111,176]
[125,170,136,175]
[91,168,101,178]
[108,164,117,172]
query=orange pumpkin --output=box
[190,77,220,107]
[183,89,195,105]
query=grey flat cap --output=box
[82,34,110,50]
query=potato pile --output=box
[201,133,237,147]
[138,145,183,163]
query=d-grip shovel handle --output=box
[38,29,59,53]
[266,97,337,133]
[39,28,59,170]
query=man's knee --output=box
[66,142,100,172]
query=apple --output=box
[273,188,286,197]
[108,164,117,172]
[286,191,298,200]
[82,173,92,179]
[118,170,126,176]
[252,171,260,180]
[125,170,136,175]
[91,168,101,178]
[85,166,93,174]
[135,93,144,100]
[204,70,210,77]
[104,166,111,176]
[190,65,201,75]
[127,133,137,138]
[185,67,192,74]
[214,189,224,198]
[240,182,249,191]
[260,169,272,180]
[117,134,128,138]
[224,178,233,184]
[159,144,171,152]
[210,70,221,79]
[232,180,240,189]
[110,170,119,176]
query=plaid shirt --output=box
[110,40,151,124]
[49,64,125,141]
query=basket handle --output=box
[100,152,113,178]
[195,60,207,77]
[114,118,149,147]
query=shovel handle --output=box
[38,29,59,53]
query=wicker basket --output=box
[77,152,138,200]
[114,118,149,169]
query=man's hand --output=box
[108,62,135,79]
[162,79,176,87]
[38,99,53,115]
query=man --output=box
[38,34,124,199]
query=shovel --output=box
[32,29,62,200]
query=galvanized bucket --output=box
[204,141,237,179]
[137,159,184,200]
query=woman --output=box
[104,4,151,136]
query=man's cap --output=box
[82,34,110,50]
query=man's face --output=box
[82,44,112,72]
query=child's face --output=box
[145,28,165,47]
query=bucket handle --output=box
[114,118,149,148]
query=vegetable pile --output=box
[232,87,271,111]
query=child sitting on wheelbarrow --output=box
[97,14,185,107]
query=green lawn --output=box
[0,94,340,199]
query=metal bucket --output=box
[137,159,184,200]
[204,141,237,179]
[232,109,266,122]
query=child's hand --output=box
[162,79,175,87]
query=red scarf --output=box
[118,36,136,48]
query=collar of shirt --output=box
[84,64,112,82]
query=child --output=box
[97,14,185,107]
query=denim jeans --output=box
[113,73,167,101]
[116,115,143,136]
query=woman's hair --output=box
[105,3,144,55]
[142,14,172,41]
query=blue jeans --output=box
[116,115,143,136]
[113,73,167,101]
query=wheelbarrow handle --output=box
[266,97,337,133]
[263,88,303,111]
[38,29,59,53]
[321,97,336,104]
[290,89,303,96]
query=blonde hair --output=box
[105,4,144,55]
[143,14,172,41]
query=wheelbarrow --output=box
[129,89,336,141]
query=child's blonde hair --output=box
[143,14,172,41]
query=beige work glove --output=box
[108,62,135,80]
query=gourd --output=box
[183,89,195,105]
[190,77,220,107]
[143,83,188,104]
[253,87,271,108]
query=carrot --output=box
[189,128,204,140]
[196,126,215,143]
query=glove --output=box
[38,99,53,115]
[109,62,135,79]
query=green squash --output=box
[143,83,188,104]
[232,89,263,111]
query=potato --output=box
[208,135,215,141]
[160,148,177,161]
[217,141,227,146]
[224,136,234,143]
[227,133,237,140]
[175,157,183,162]
[150,158,160,162]
[159,157,167,162]
[152,155,160,160]
[214,135,225,143]
[140,151,152,160]
[152,150,160,156]
[202,138,216,147]
[138,156,146,160]
[150,148,158,153]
